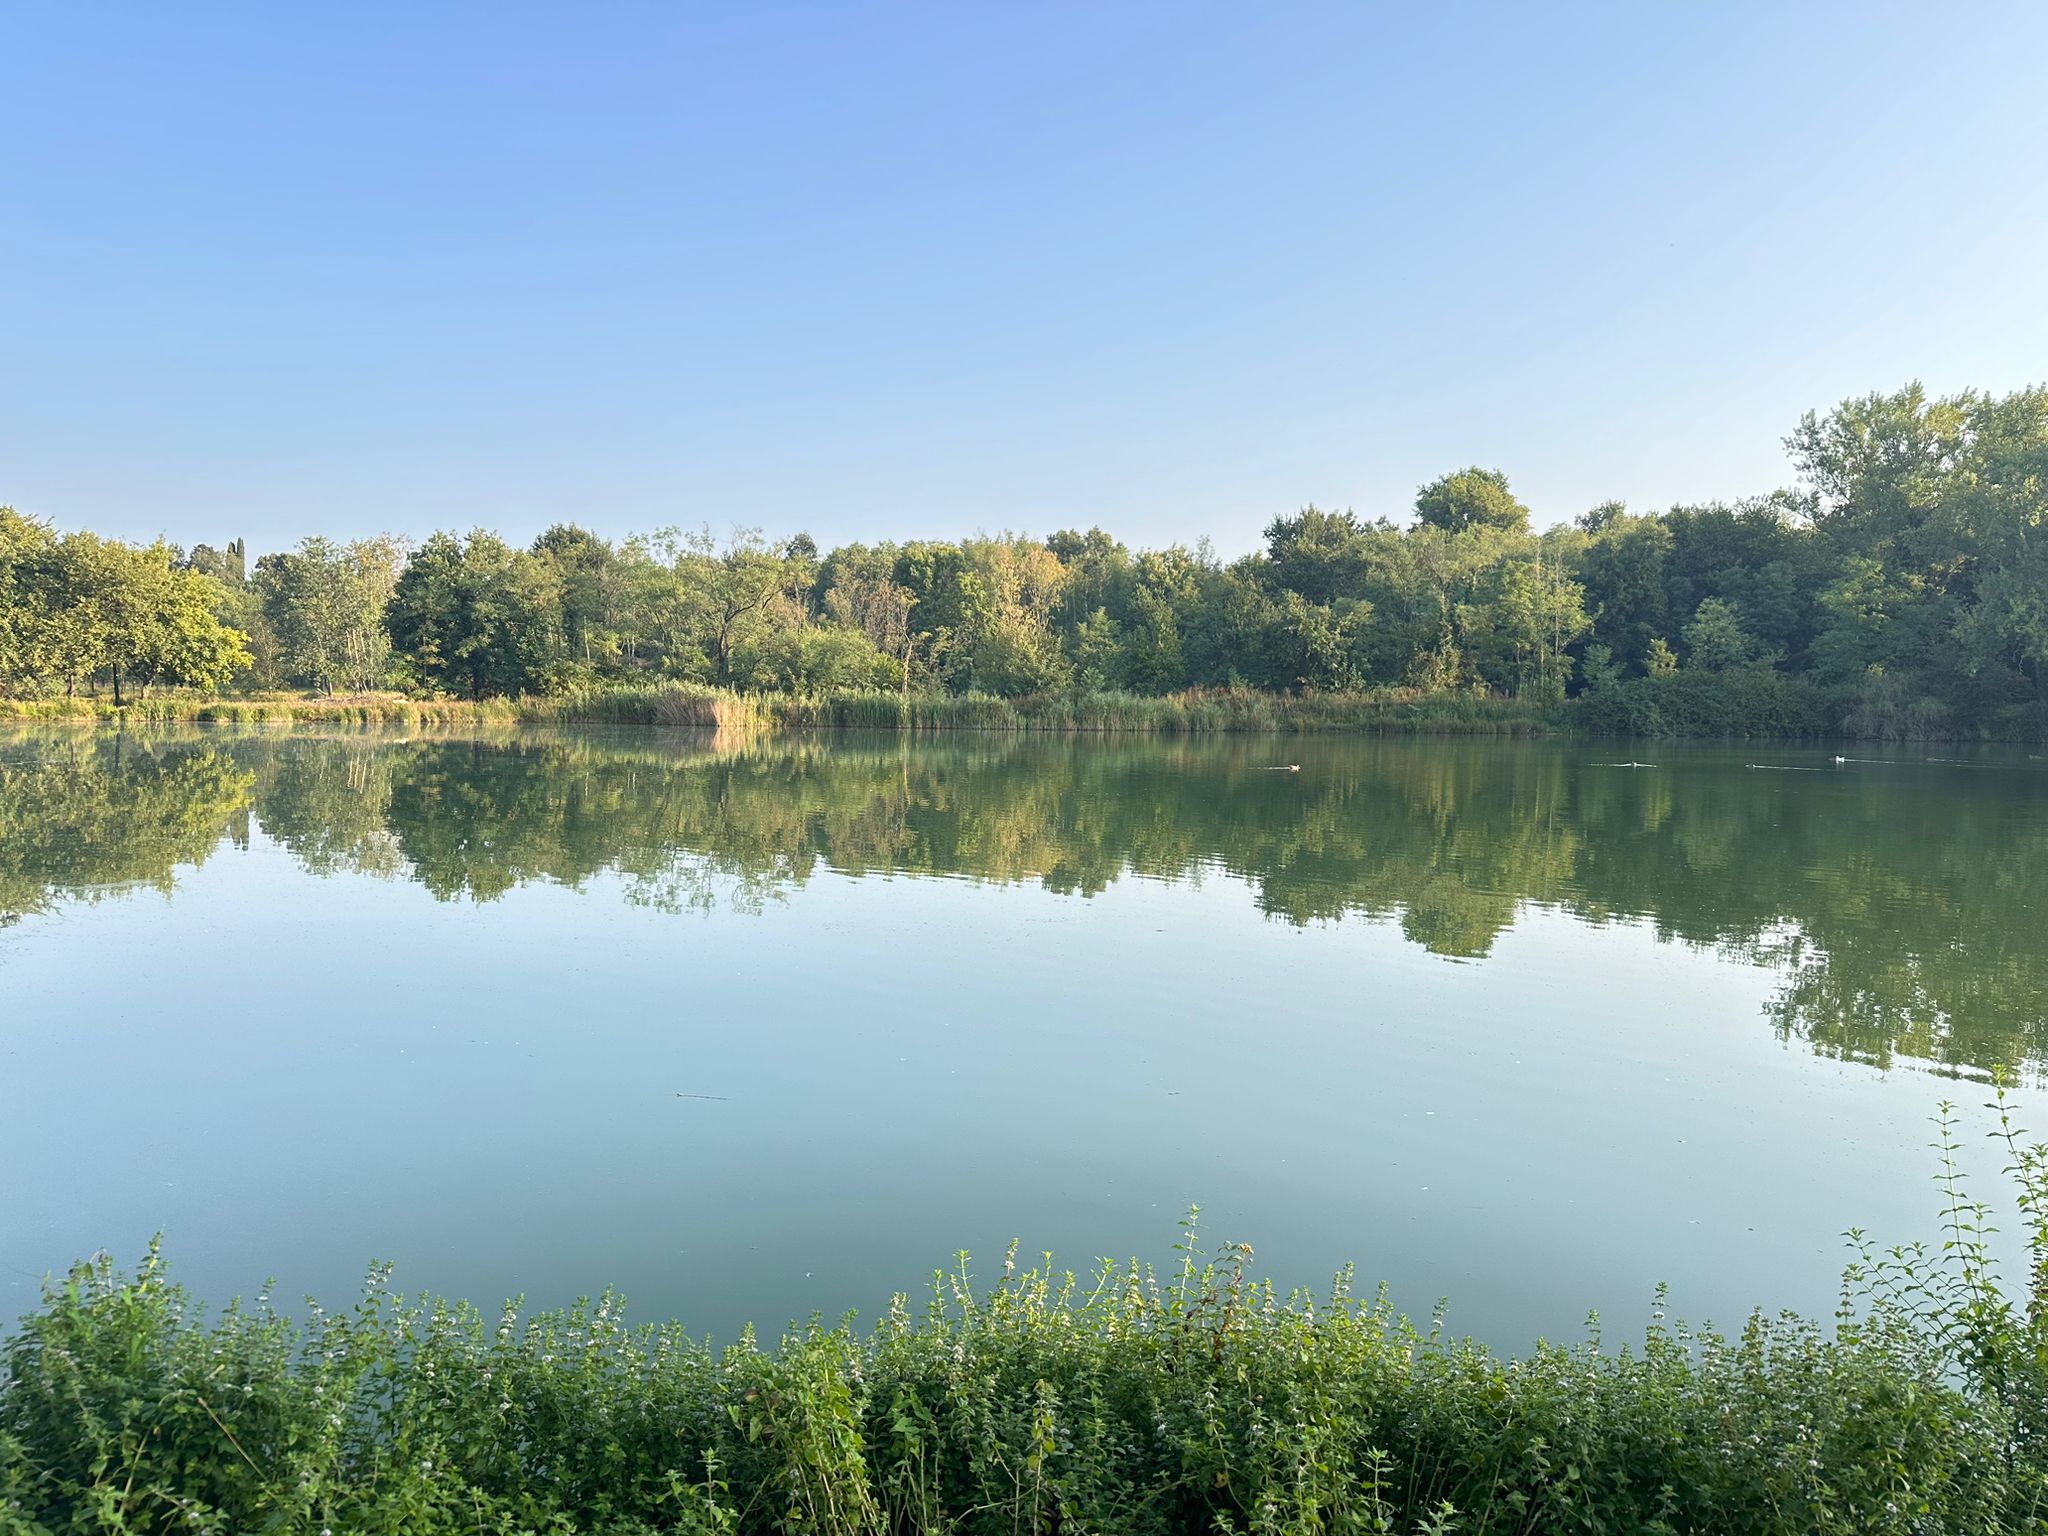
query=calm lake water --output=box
[3,726,2044,1347]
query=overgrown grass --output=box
[5,1097,2046,1535]
[556,685,771,733]
[8,685,1552,734]
[2,685,1562,735]
[0,693,521,727]
[532,685,1561,735]
[8,676,2041,738]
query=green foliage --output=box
[1681,597,1771,673]
[1414,466,1532,536]
[6,1111,2046,1534]
[0,513,252,703]
[254,535,403,693]
[1263,506,1373,605]
[1571,668,1827,738]
[1577,513,1672,672]
[387,530,566,700]
[8,380,2048,737]
[1787,384,2048,717]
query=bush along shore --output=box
[5,1101,2046,1535]
[8,671,2027,739]
[0,684,1563,735]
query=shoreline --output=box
[2,684,1561,734]
[8,1171,2044,1536]
[4,680,2044,741]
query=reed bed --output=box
[4,685,1561,735]
[0,693,519,726]
[535,685,1561,735]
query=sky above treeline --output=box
[5,3,2047,561]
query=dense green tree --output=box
[819,543,915,685]
[0,528,248,702]
[0,507,59,692]
[255,536,403,693]
[651,527,811,687]
[1928,387,2048,712]
[950,537,1073,696]
[892,540,974,680]
[1414,467,1531,536]
[532,524,645,677]
[1659,498,1823,667]
[1782,384,2048,730]
[1117,585,1189,692]
[8,528,249,696]
[1576,498,1628,534]
[184,537,275,688]
[35,530,122,695]
[386,531,565,699]
[1574,513,1672,673]
[1467,551,1589,699]
[1272,590,1374,689]
[1179,561,1292,690]
[1047,526,1132,634]
[114,545,252,699]
[1682,597,1767,672]
[1263,506,1373,605]
[183,538,246,585]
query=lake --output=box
[3,726,2044,1348]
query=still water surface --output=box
[3,727,2044,1346]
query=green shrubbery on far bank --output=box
[0,684,1560,736]
[5,1101,2047,1535]
[8,675,2043,740]
[1571,668,1831,739]
[6,384,2048,740]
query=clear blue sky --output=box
[5,3,2046,560]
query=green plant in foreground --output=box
[4,1101,2046,1535]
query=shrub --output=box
[6,1098,2046,1535]
[1572,669,1829,738]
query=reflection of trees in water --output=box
[2,728,2044,1076]
[0,732,255,920]
[254,739,408,878]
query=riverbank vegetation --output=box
[0,683,1558,735]
[4,383,2046,739]
[4,1101,2045,1535]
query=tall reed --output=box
[1,685,1565,736]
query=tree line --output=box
[3,382,2044,734]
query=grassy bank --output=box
[5,1108,2046,1536]
[7,676,2043,739]
[548,683,1559,735]
[0,693,520,727]
[0,685,1561,735]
